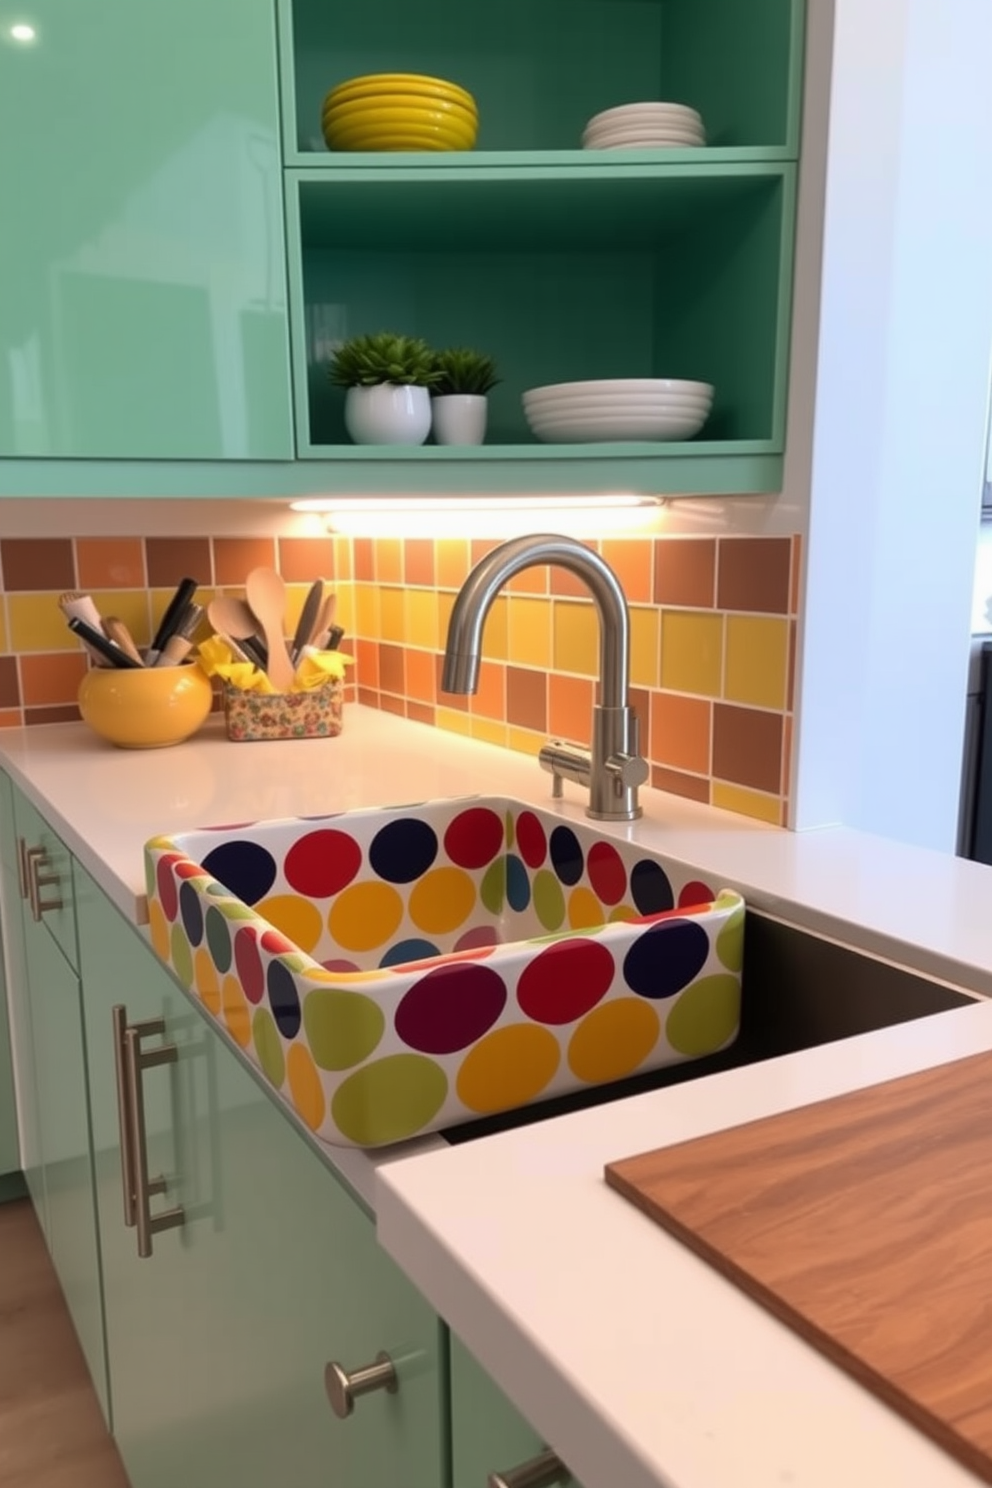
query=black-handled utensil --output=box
[327,624,345,652]
[290,579,325,666]
[147,577,198,665]
[68,617,143,669]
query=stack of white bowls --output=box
[581,102,705,150]
[522,379,714,443]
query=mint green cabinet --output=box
[0,777,108,1421]
[75,862,446,1488]
[0,0,294,460]
[0,775,45,1224]
[0,931,19,1187]
[450,1336,584,1488]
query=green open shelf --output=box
[280,0,804,158]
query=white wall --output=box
[791,0,992,850]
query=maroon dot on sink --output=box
[586,841,627,905]
[517,940,615,1024]
[396,964,507,1055]
[444,807,505,869]
[235,926,265,1004]
[284,829,363,898]
[514,810,547,869]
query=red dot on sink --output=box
[586,841,627,905]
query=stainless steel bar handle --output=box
[324,1353,398,1419]
[488,1449,571,1488]
[30,855,64,920]
[112,1006,138,1228]
[124,1020,185,1259]
[16,836,31,899]
[22,845,44,916]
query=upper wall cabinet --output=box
[0,0,294,460]
[278,0,804,496]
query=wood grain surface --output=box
[605,1050,992,1483]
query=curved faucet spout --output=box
[441,534,630,707]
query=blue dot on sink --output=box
[369,818,439,883]
[201,841,277,906]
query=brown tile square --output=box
[0,657,19,708]
[650,765,710,804]
[378,643,405,696]
[789,532,802,616]
[20,653,87,707]
[357,686,379,709]
[712,704,783,794]
[405,539,435,588]
[602,539,653,604]
[1,538,75,592]
[654,538,716,608]
[353,538,375,583]
[277,536,336,583]
[782,712,794,804]
[435,653,468,710]
[717,537,791,614]
[407,700,436,728]
[214,538,276,586]
[506,667,547,732]
[550,565,591,599]
[26,703,81,726]
[649,693,711,775]
[76,538,145,590]
[508,565,548,596]
[380,693,405,718]
[145,538,212,589]
[470,539,500,566]
[0,709,23,729]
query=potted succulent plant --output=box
[430,347,500,446]
[328,332,441,446]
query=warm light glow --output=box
[9,22,36,40]
[289,494,668,541]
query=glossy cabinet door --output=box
[450,1335,585,1488]
[0,926,20,1184]
[0,0,293,459]
[75,862,446,1488]
[0,773,46,1228]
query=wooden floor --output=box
[0,1199,129,1487]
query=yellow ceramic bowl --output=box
[78,662,214,749]
[324,113,477,150]
[322,94,478,131]
[325,72,476,113]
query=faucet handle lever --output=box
[605,752,650,791]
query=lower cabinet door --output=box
[450,1335,584,1488]
[75,863,446,1488]
[0,773,45,1226]
[0,938,20,1183]
[24,901,109,1421]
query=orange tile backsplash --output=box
[0,530,801,827]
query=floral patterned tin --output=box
[144,795,745,1148]
[223,680,343,742]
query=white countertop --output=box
[4,708,992,1488]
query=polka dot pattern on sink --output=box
[145,797,745,1147]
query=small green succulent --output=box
[431,347,501,397]
[328,333,442,388]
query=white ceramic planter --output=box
[431,393,488,446]
[344,383,432,445]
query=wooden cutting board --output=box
[605,1050,992,1483]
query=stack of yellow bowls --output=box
[321,72,478,152]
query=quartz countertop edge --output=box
[377,1000,992,1488]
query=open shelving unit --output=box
[276,0,805,497]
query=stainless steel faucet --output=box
[441,534,649,821]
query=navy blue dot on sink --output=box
[623,919,710,999]
[179,880,204,946]
[369,818,439,883]
[630,859,675,916]
[505,854,531,912]
[201,841,277,906]
[266,959,301,1038]
[380,938,441,968]
[549,825,584,886]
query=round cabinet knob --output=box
[324,1352,398,1419]
[488,1447,571,1488]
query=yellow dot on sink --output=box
[195,948,220,1015]
[287,1042,326,1131]
[329,881,404,953]
[567,886,605,930]
[256,894,324,955]
[222,975,251,1049]
[149,900,170,962]
[567,998,659,1083]
[456,1024,560,1115]
[408,867,476,936]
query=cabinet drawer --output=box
[13,794,77,971]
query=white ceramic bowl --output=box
[582,125,705,149]
[525,409,710,442]
[585,102,703,129]
[522,390,713,410]
[523,378,714,399]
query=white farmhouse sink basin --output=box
[144,796,744,1148]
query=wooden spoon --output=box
[309,592,338,649]
[207,595,263,645]
[101,616,144,666]
[244,568,294,692]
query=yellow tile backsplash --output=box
[724,615,790,709]
[0,530,800,827]
[660,611,724,696]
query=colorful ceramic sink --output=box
[144,797,745,1148]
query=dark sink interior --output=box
[441,910,976,1144]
